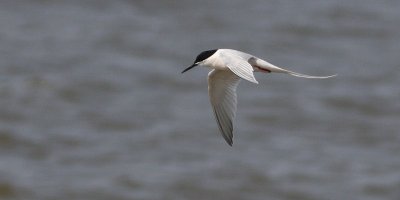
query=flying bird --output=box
[182,49,335,146]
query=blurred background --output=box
[0,0,399,200]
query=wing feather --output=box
[208,69,241,146]
[220,52,258,84]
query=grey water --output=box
[0,1,399,200]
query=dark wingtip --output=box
[226,139,233,146]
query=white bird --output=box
[182,49,335,146]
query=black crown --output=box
[194,49,218,63]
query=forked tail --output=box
[253,58,336,79]
[286,70,337,79]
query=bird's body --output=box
[182,49,335,146]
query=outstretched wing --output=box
[208,69,241,146]
[220,52,258,84]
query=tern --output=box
[182,49,335,146]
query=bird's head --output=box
[182,49,218,73]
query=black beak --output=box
[181,63,197,73]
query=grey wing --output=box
[219,51,258,84]
[208,69,241,146]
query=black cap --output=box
[181,49,218,73]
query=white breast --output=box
[203,50,229,71]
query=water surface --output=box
[0,1,399,200]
